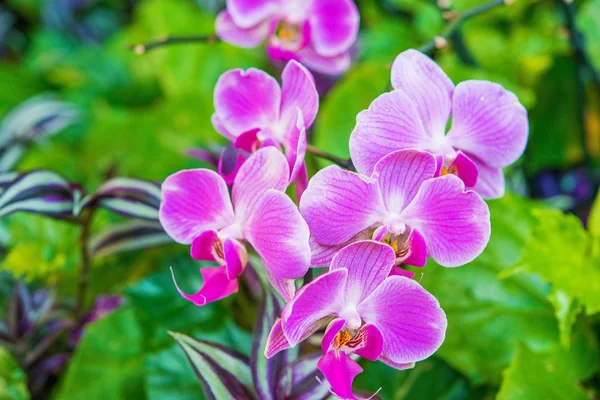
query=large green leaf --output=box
[419,194,599,385]
[504,209,600,315]
[312,61,389,165]
[0,347,29,400]
[145,344,204,400]
[588,188,600,237]
[54,308,146,400]
[496,345,589,400]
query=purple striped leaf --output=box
[0,96,79,172]
[88,220,171,258]
[283,353,331,400]
[170,332,257,400]
[0,170,76,219]
[81,177,161,220]
[251,290,288,400]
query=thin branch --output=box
[74,211,92,320]
[418,0,510,54]
[129,34,219,54]
[306,144,354,170]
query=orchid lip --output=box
[339,306,361,330]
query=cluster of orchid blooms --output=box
[158,1,529,398]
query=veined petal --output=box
[245,189,310,280]
[308,0,359,57]
[214,68,281,136]
[309,238,345,268]
[317,351,363,400]
[265,319,291,358]
[226,0,279,28]
[282,269,348,346]
[211,114,236,141]
[390,50,454,137]
[372,150,437,213]
[401,175,491,267]
[321,318,347,354]
[330,241,395,306]
[297,47,352,75]
[379,355,415,370]
[266,270,297,302]
[447,151,478,188]
[402,229,427,267]
[300,166,386,246]
[171,266,239,307]
[358,276,447,364]
[446,80,528,168]
[223,238,248,279]
[216,10,270,48]
[470,157,505,199]
[350,91,430,176]
[159,169,234,244]
[280,60,319,130]
[284,109,308,182]
[233,147,289,223]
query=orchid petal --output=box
[389,267,416,279]
[211,113,236,141]
[171,266,239,307]
[470,157,505,199]
[300,166,386,246]
[401,175,491,267]
[372,150,437,213]
[446,80,528,168]
[245,189,310,280]
[448,151,478,188]
[308,0,360,57]
[284,110,308,182]
[330,241,396,306]
[317,351,362,400]
[358,276,447,364]
[216,10,270,47]
[294,163,309,203]
[226,0,279,28]
[297,47,352,75]
[282,269,348,346]
[223,238,248,279]
[321,318,347,354]
[350,91,430,175]
[280,60,319,131]
[390,50,454,137]
[355,324,384,361]
[402,229,427,267]
[266,270,297,302]
[218,145,248,185]
[233,147,289,223]
[214,68,281,137]
[265,319,291,358]
[309,238,345,268]
[159,169,234,244]
[190,229,221,262]
[379,355,415,370]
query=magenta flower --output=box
[216,0,360,75]
[300,149,491,269]
[213,60,318,190]
[159,147,310,303]
[349,49,529,199]
[265,240,447,399]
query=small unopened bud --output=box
[434,36,448,49]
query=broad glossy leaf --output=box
[145,344,204,400]
[497,345,589,400]
[88,220,171,258]
[0,347,30,400]
[0,170,75,219]
[170,331,256,400]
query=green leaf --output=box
[145,344,204,400]
[420,193,599,385]
[588,188,600,237]
[313,61,389,165]
[55,308,146,400]
[505,209,600,315]
[497,345,589,400]
[577,0,600,71]
[0,347,30,400]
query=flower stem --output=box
[306,144,354,170]
[418,0,510,54]
[74,212,92,320]
[129,34,220,54]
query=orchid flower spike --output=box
[216,0,360,75]
[350,49,529,199]
[213,60,318,193]
[300,149,491,269]
[265,240,447,399]
[159,147,310,303]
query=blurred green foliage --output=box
[0,0,600,399]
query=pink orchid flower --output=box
[213,60,318,192]
[216,0,359,75]
[265,240,447,399]
[159,147,310,303]
[300,149,491,270]
[350,49,529,199]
